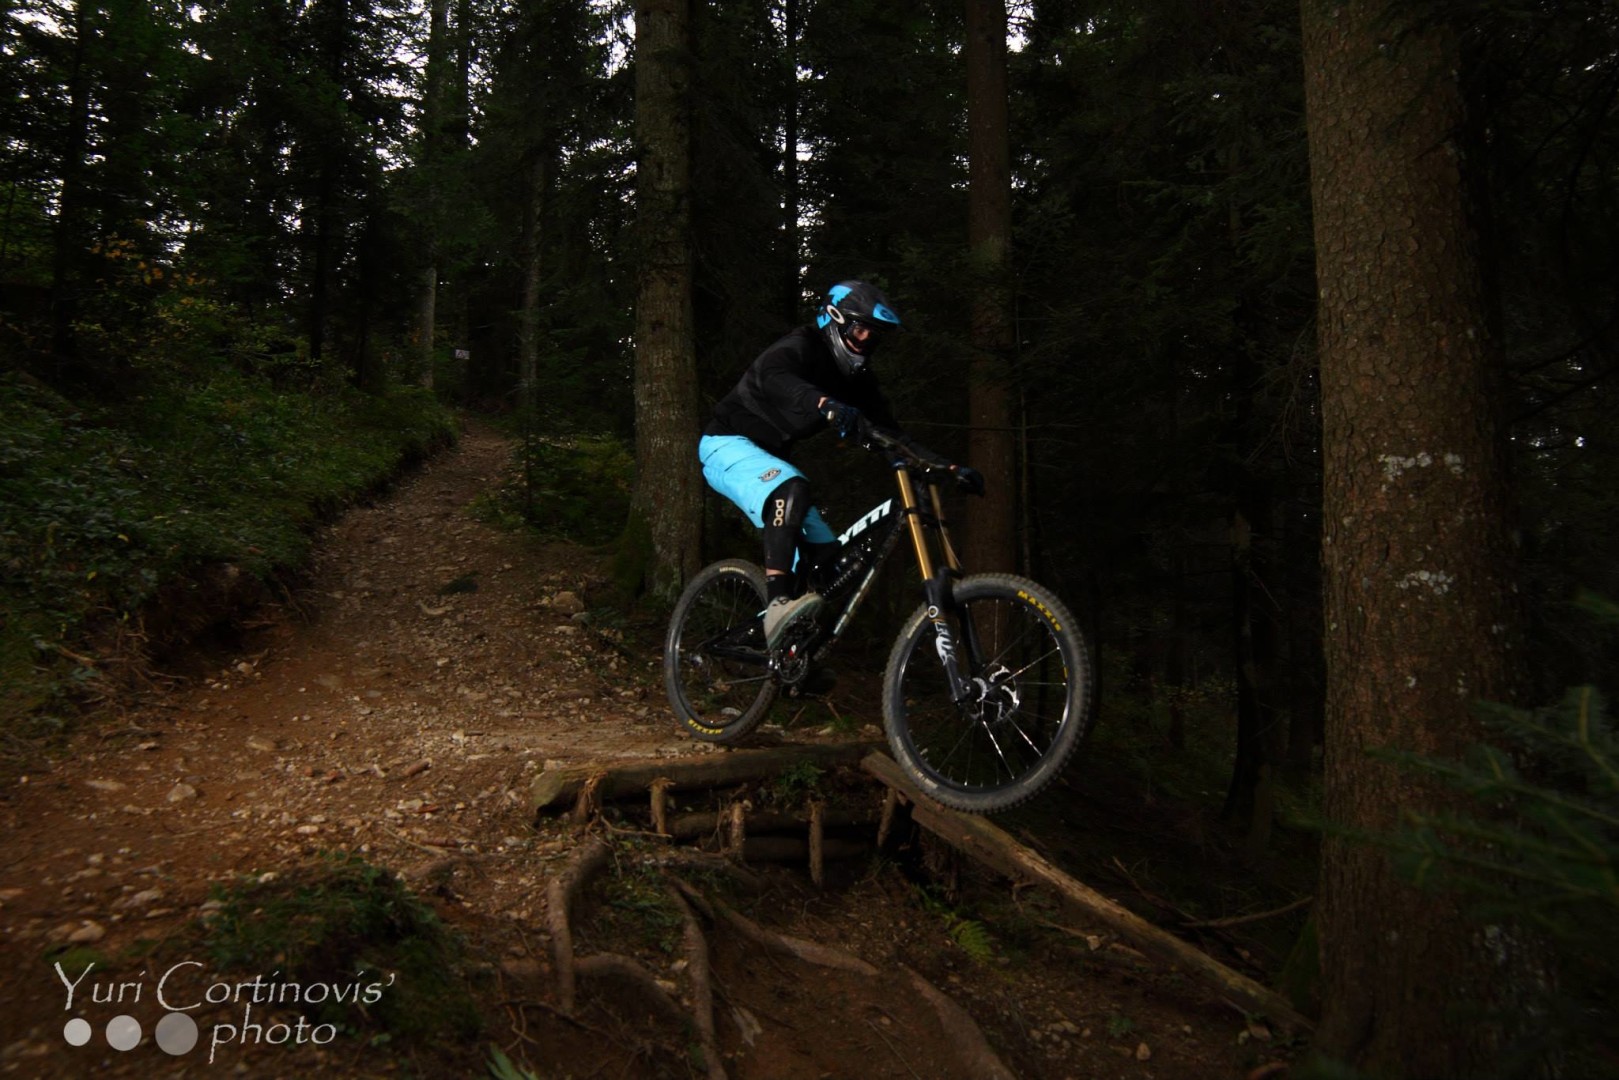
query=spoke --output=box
[978,718,1016,781]
[973,609,1042,672]
[1005,714,1048,757]
[927,709,979,771]
[999,641,1061,681]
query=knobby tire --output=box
[664,559,777,743]
[883,574,1093,813]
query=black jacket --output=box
[704,326,899,458]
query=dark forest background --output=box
[3,0,1617,1075]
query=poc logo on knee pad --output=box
[772,499,786,527]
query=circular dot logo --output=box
[155,1012,199,1056]
[63,1018,92,1047]
[106,1015,142,1051]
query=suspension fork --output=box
[896,467,975,703]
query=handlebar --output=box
[864,426,939,466]
[864,427,980,494]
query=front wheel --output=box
[883,574,1093,813]
[664,559,777,743]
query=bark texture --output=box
[630,0,703,598]
[1300,2,1526,1073]
[963,0,1017,574]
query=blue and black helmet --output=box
[816,280,902,376]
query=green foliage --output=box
[946,916,996,963]
[203,852,480,1041]
[912,886,996,963]
[43,944,110,975]
[1380,602,1619,1072]
[497,431,634,546]
[0,368,454,732]
[487,1045,544,1080]
[768,761,825,806]
[594,862,684,957]
[1384,685,1617,942]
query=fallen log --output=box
[665,804,877,841]
[861,752,1314,1035]
[530,742,878,816]
[740,835,869,864]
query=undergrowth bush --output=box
[477,426,633,546]
[1378,594,1619,1077]
[0,368,454,734]
[203,853,480,1042]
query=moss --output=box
[611,509,656,603]
[201,853,481,1042]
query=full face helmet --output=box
[816,280,902,376]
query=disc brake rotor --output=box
[968,664,1020,725]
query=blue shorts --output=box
[698,435,835,544]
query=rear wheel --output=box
[664,559,777,742]
[882,574,1092,813]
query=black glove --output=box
[952,464,985,496]
[821,399,871,442]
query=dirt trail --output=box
[0,422,1283,1079]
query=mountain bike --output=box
[663,428,1094,814]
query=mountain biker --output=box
[698,279,983,648]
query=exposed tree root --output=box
[665,872,1014,1080]
[667,885,728,1080]
[574,953,688,1028]
[901,965,1018,1080]
[667,875,878,976]
[547,835,610,1015]
[636,848,767,892]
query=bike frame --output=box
[787,455,980,704]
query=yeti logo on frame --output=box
[758,468,781,483]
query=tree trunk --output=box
[781,0,801,322]
[416,0,451,390]
[1300,2,1532,1073]
[1222,479,1281,867]
[962,0,1016,575]
[50,0,95,374]
[417,266,437,388]
[518,152,547,421]
[306,163,334,365]
[628,0,702,599]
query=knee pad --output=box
[762,477,812,573]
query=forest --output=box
[1,0,1617,1077]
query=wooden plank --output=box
[861,752,1314,1034]
[665,804,877,841]
[529,741,878,815]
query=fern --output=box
[488,1046,542,1080]
[946,916,995,961]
